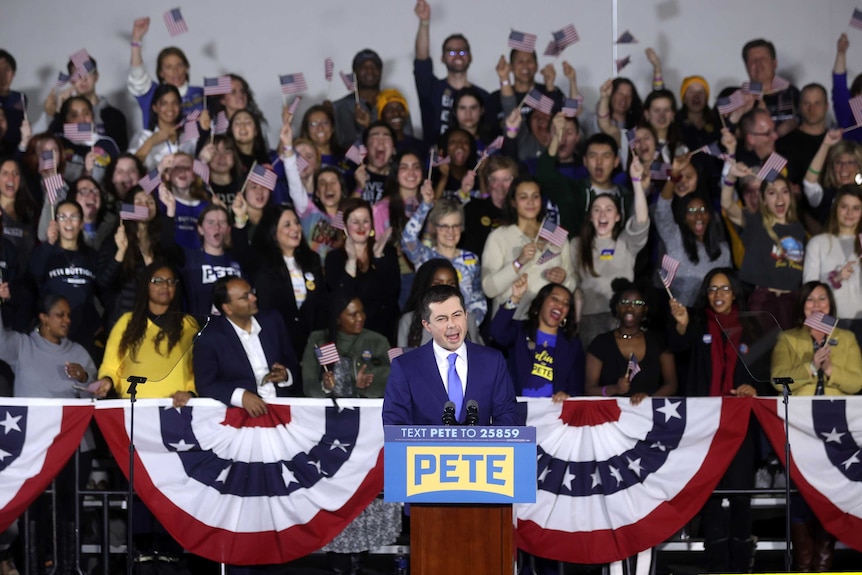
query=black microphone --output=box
[465,400,479,426]
[442,401,457,425]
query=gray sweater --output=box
[0,317,97,399]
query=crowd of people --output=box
[2,2,862,573]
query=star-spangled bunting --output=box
[324,58,334,82]
[248,164,277,191]
[315,343,340,366]
[524,89,554,115]
[204,76,232,96]
[279,73,308,96]
[138,170,161,194]
[163,8,188,37]
[119,203,149,221]
[659,254,680,289]
[508,30,537,52]
[756,152,787,183]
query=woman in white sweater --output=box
[481,176,576,320]
[803,185,862,333]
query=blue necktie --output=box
[447,353,463,420]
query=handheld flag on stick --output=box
[324,58,334,82]
[756,152,788,183]
[537,218,568,247]
[659,254,680,299]
[279,73,308,96]
[804,311,838,338]
[315,343,340,367]
[508,30,537,52]
[204,76,232,96]
[120,203,149,221]
[626,352,642,380]
[138,170,161,194]
[163,8,188,37]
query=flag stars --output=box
[538,465,552,484]
[627,457,644,477]
[1,412,22,435]
[0,448,10,462]
[609,465,623,486]
[590,468,602,489]
[650,441,668,452]
[168,439,195,452]
[281,463,297,486]
[821,428,845,444]
[842,450,860,470]
[656,399,682,422]
[307,459,324,475]
[562,468,576,491]
[329,439,350,452]
[215,466,231,483]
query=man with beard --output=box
[413,0,488,144]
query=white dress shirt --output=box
[431,341,468,397]
[227,317,292,406]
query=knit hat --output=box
[680,76,710,103]
[377,89,409,118]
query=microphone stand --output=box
[125,375,147,575]
[773,376,794,573]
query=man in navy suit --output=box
[383,285,521,425]
[193,276,301,416]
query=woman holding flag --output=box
[481,175,575,320]
[803,185,862,341]
[128,84,199,172]
[585,278,677,404]
[771,281,862,570]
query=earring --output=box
[370,229,375,237]
[560,317,567,327]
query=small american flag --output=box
[616,30,638,44]
[340,71,356,92]
[615,56,632,73]
[329,211,345,231]
[626,128,638,149]
[537,248,559,265]
[697,142,727,160]
[741,81,763,97]
[552,24,580,51]
[851,8,862,30]
[756,152,788,183]
[508,30,537,52]
[163,8,188,37]
[288,96,302,116]
[43,174,66,205]
[193,159,210,184]
[524,88,554,115]
[248,164,277,190]
[54,72,70,90]
[184,109,202,124]
[543,41,561,58]
[324,58,334,82]
[804,311,838,335]
[345,143,367,165]
[279,73,308,95]
[203,76,232,96]
[771,76,790,92]
[295,154,309,173]
[120,203,149,221]
[69,49,90,77]
[627,352,642,379]
[213,111,229,135]
[659,254,680,289]
[387,347,414,362]
[315,343,340,366]
[179,121,199,144]
[484,136,505,156]
[649,161,672,180]
[716,90,745,115]
[850,95,862,127]
[561,97,581,117]
[138,170,161,194]
[538,218,568,247]
[63,122,93,144]
[38,151,56,172]
[430,148,451,167]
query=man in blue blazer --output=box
[383,285,521,425]
[193,276,301,416]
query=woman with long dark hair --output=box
[129,84,199,171]
[254,204,327,360]
[491,276,584,398]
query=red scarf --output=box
[706,305,741,397]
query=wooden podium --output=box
[383,425,536,575]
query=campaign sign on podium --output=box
[383,426,536,503]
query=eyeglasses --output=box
[834,160,859,168]
[171,165,192,172]
[619,299,645,307]
[435,224,461,231]
[686,206,707,214]
[56,214,81,222]
[707,285,733,293]
[309,120,331,128]
[446,50,469,57]
[76,187,99,196]
[150,277,180,286]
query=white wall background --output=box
[2,0,861,145]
